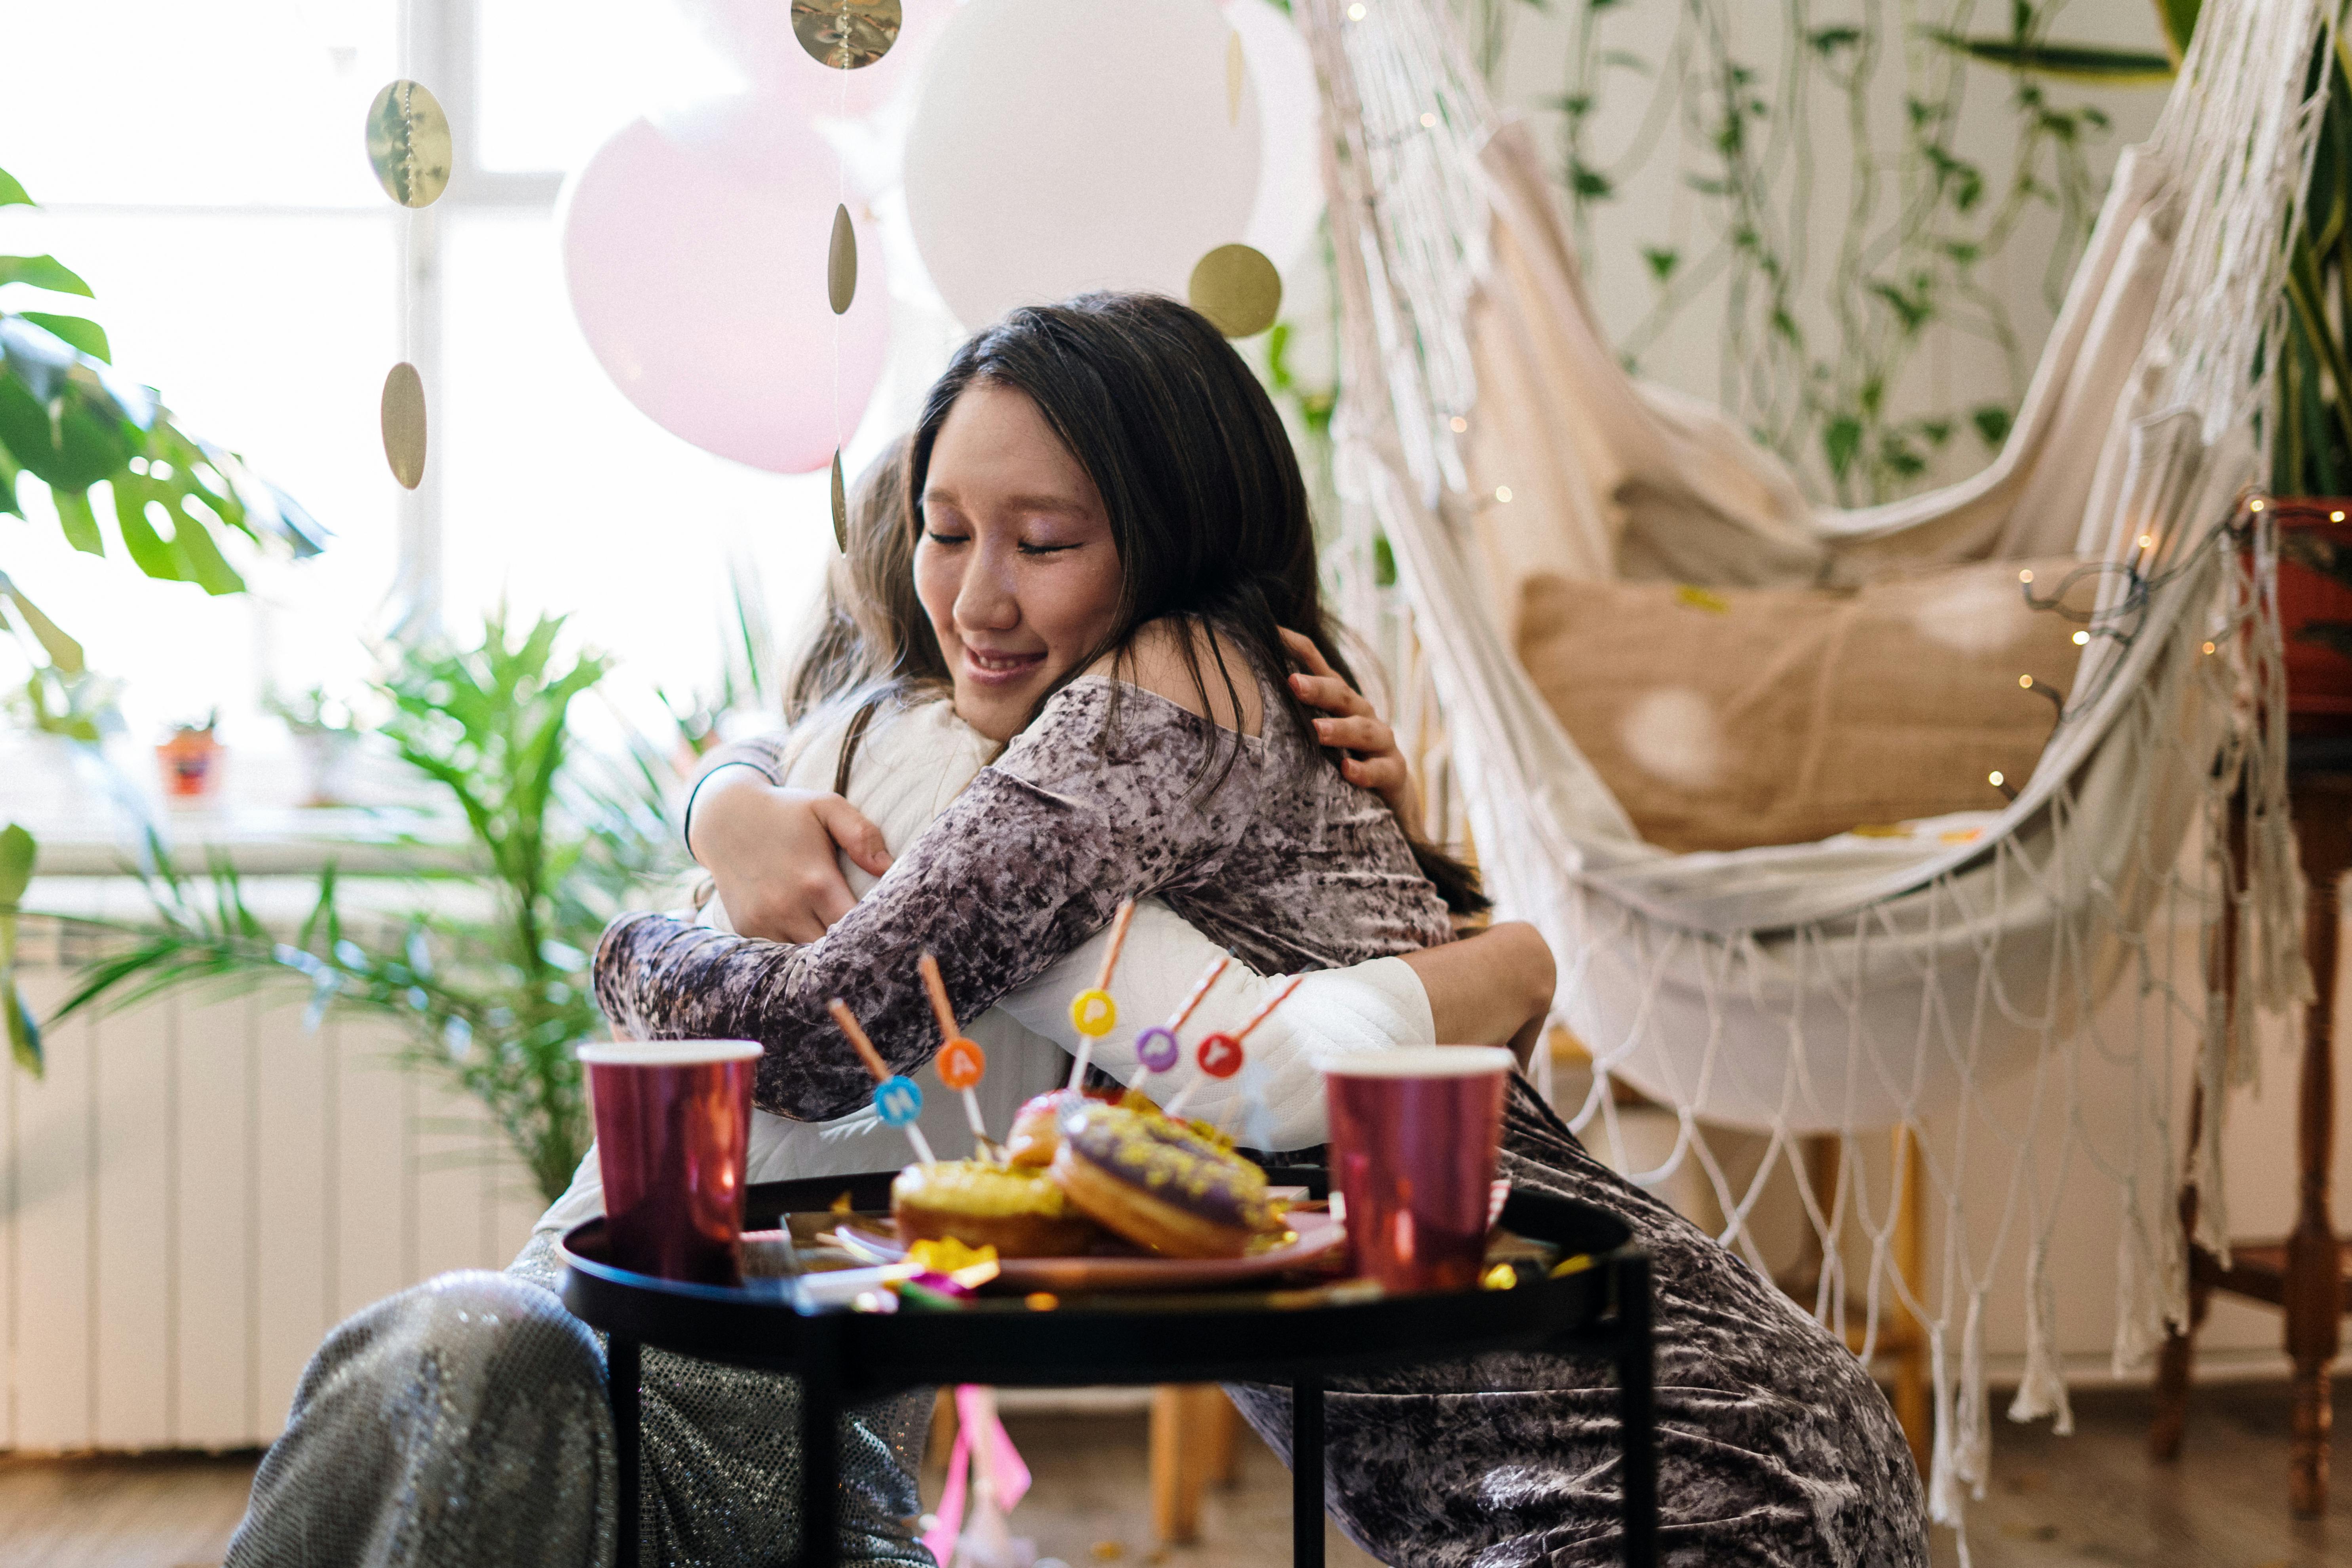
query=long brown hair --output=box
[905,293,1486,913]
[780,435,947,724]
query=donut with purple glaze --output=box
[1048,1102,1279,1258]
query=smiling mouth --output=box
[962,647,1046,686]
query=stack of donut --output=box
[894,1093,1281,1260]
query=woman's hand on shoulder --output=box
[1279,629,1423,828]
[1089,617,1266,736]
[685,768,894,943]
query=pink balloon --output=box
[561,113,888,475]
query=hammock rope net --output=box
[1299,0,2325,1526]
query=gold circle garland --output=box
[380,362,428,490]
[830,450,848,552]
[829,204,858,316]
[792,0,903,70]
[1187,243,1282,338]
[365,80,452,208]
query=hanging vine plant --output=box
[1453,0,2177,506]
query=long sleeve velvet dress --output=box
[595,675,1928,1568]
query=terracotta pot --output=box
[2267,497,2352,730]
[156,728,222,800]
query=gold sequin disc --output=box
[792,0,903,70]
[380,361,427,490]
[365,80,452,208]
[1187,243,1282,338]
[829,204,857,316]
[830,449,848,551]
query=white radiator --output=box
[3,911,545,1453]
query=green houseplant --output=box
[51,610,683,1204]
[1930,2,2352,705]
[1,162,324,1073]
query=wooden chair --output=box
[1149,1385,1241,1542]
[2150,766,2352,1515]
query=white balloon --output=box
[1225,0,1323,271]
[904,0,1263,329]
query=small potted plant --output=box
[265,684,363,807]
[155,710,222,803]
[2,664,123,820]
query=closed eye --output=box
[924,530,970,546]
[1018,541,1080,556]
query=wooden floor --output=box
[1,1380,2343,1567]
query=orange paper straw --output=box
[1093,898,1137,993]
[917,951,960,1039]
[1166,952,1231,1032]
[827,998,892,1083]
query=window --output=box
[0,0,858,805]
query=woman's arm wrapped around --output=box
[595,680,1261,1122]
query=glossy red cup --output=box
[580,1040,762,1285]
[1321,1046,1513,1293]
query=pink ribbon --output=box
[919,1386,1031,1566]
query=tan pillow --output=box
[1516,558,2095,853]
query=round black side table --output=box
[560,1170,1658,1568]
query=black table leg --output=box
[610,1335,641,1568]
[796,1323,840,1568]
[1614,1252,1658,1568]
[1293,1373,1325,1568]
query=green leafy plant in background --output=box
[2,162,325,1073]
[1456,0,2167,505]
[1921,2,2352,635]
[49,611,683,1203]
[0,823,34,1072]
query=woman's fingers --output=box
[1313,714,1392,753]
[811,795,896,878]
[1289,670,1370,718]
[1342,753,1410,795]
[1278,626,1337,679]
[690,779,880,942]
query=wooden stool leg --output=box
[1150,1385,1208,1543]
[2151,1081,2214,1461]
[2285,863,2342,1516]
[1196,1385,1240,1486]
[1890,1127,1929,1471]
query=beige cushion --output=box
[1516,558,2096,853]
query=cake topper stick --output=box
[1162,972,1306,1123]
[1133,952,1230,1080]
[828,996,937,1165]
[1066,898,1138,1090]
[919,951,995,1157]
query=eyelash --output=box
[923,531,1076,557]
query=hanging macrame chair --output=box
[1296,0,2324,1523]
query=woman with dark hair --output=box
[221,315,1557,1568]
[598,294,1927,1566]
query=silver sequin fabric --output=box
[224,1233,934,1568]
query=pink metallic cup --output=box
[1321,1047,1514,1293]
[580,1040,762,1285]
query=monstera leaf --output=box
[2,162,329,1076]
[0,164,325,585]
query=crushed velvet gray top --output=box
[593,676,1455,1124]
